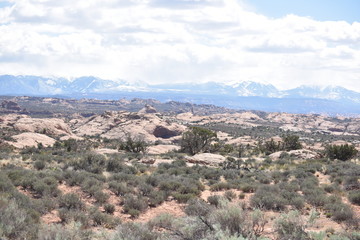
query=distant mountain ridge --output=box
[1,75,360,115]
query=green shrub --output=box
[207,195,222,207]
[348,190,360,205]
[38,222,93,240]
[148,191,166,207]
[123,194,148,217]
[58,208,72,223]
[240,183,257,193]
[325,144,358,161]
[94,190,109,205]
[275,211,308,240]
[180,126,217,155]
[212,204,249,237]
[104,203,116,214]
[109,181,130,196]
[303,189,328,207]
[106,158,126,172]
[185,198,212,218]
[34,160,46,170]
[224,190,237,201]
[343,176,359,191]
[281,134,302,151]
[72,153,106,174]
[250,185,287,211]
[210,182,231,191]
[111,222,159,240]
[91,209,110,226]
[290,197,305,210]
[239,193,245,199]
[127,209,141,218]
[59,193,84,210]
[325,202,354,223]
[0,197,39,240]
[173,193,197,203]
[119,134,148,154]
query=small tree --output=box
[281,134,302,151]
[325,144,358,161]
[119,134,148,154]
[180,126,217,155]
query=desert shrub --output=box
[38,222,93,240]
[325,201,355,223]
[148,191,166,207]
[348,190,360,205]
[90,209,110,226]
[81,178,103,196]
[210,182,231,191]
[145,175,159,187]
[275,211,309,240]
[94,190,109,205]
[325,144,358,161]
[207,195,222,207]
[106,158,126,172]
[71,153,106,174]
[0,197,39,240]
[59,193,84,210]
[109,172,137,183]
[138,183,154,196]
[224,190,237,201]
[108,181,131,196]
[34,160,46,170]
[63,171,86,186]
[32,181,48,197]
[240,183,257,193]
[185,198,213,217]
[250,185,287,211]
[323,184,336,193]
[123,194,148,217]
[32,176,60,197]
[199,167,222,180]
[110,222,159,240]
[58,208,73,223]
[239,193,245,199]
[119,134,148,154]
[303,188,328,207]
[0,172,15,193]
[290,197,305,210]
[281,134,302,151]
[180,126,217,155]
[343,176,360,191]
[212,204,252,237]
[258,138,282,155]
[104,203,116,214]
[173,193,197,203]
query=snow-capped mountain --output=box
[1,75,360,114]
[284,85,360,103]
[0,75,119,95]
[231,81,282,97]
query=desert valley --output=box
[0,96,359,240]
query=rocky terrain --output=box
[0,96,359,240]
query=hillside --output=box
[0,96,359,239]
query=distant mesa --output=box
[138,104,157,114]
[1,100,22,111]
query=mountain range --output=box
[1,75,360,115]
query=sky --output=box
[0,0,359,91]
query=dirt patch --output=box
[42,210,61,224]
[134,201,186,223]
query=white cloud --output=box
[0,0,359,91]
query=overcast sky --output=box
[0,0,359,90]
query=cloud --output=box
[0,0,359,91]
